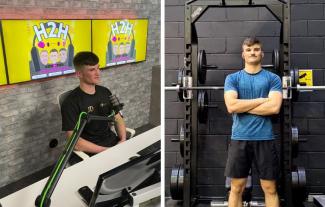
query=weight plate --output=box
[177,69,185,102]
[297,166,306,188]
[198,50,207,84]
[179,125,184,158]
[170,165,179,199]
[291,126,299,158]
[292,170,299,188]
[198,90,208,123]
[272,49,279,72]
[170,164,184,200]
[292,166,307,204]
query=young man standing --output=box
[224,37,282,207]
[61,51,126,155]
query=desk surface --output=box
[0,126,161,207]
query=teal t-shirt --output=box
[224,69,282,140]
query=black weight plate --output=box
[292,166,307,204]
[272,49,279,72]
[170,164,184,200]
[198,90,203,123]
[177,69,184,102]
[198,90,208,123]
[170,165,180,199]
[198,50,207,84]
[203,90,208,123]
[179,125,184,158]
[297,166,306,188]
[178,165,184,199]
[291,126,299,158]
[292,170,299,188]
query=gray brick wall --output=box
[0,0,160,188]
[165,0,325,199]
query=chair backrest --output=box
[57,90,72,110]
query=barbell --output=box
[197,49,280,84]
[166,85,325,91]
[167,67,325,102]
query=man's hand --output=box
[117,139,126,144]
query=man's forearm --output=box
[248,92,282,116]
[227,98,268,113]
[248,101,280,116]
[66,131,107,154]
[115,115,127,142]
[75,138,107,153]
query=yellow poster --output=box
[92,19,148,68]
[2,20,91,84]
[298,69,313,86]
[0,24,8,85]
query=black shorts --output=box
[225,140,279,180]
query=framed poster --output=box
[0,24,7,85]
[92,19,148,68]
[2,20,91,84]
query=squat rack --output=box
[181,0,292,206]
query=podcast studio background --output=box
[0,0,160,198]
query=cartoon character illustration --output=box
[119,43,126,57]
[113,44,119,58]
[125,43,131,57]
[39,50,49,66]
[30,21,74,77]
[106,20,136,65]
[49,49,59,64]
[59,48,67,63]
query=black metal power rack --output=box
[181,0,292,206]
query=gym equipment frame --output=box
[170,0,296,206]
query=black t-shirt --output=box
[61,85,119,147]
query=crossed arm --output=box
[224,90,282,115]
[67,113,127,154]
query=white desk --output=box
[0,126,161,207]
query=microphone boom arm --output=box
[35,112,116,207]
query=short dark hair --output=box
[50,49,58,53]
[73,51,99,71]
[242,37,262,49]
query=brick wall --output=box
[0,0,160,188]
[165,0,325,199]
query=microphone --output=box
[98,94,124,116]
[109,94,124,113]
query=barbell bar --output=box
[166,85,325,91]
[172,65,325,101]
